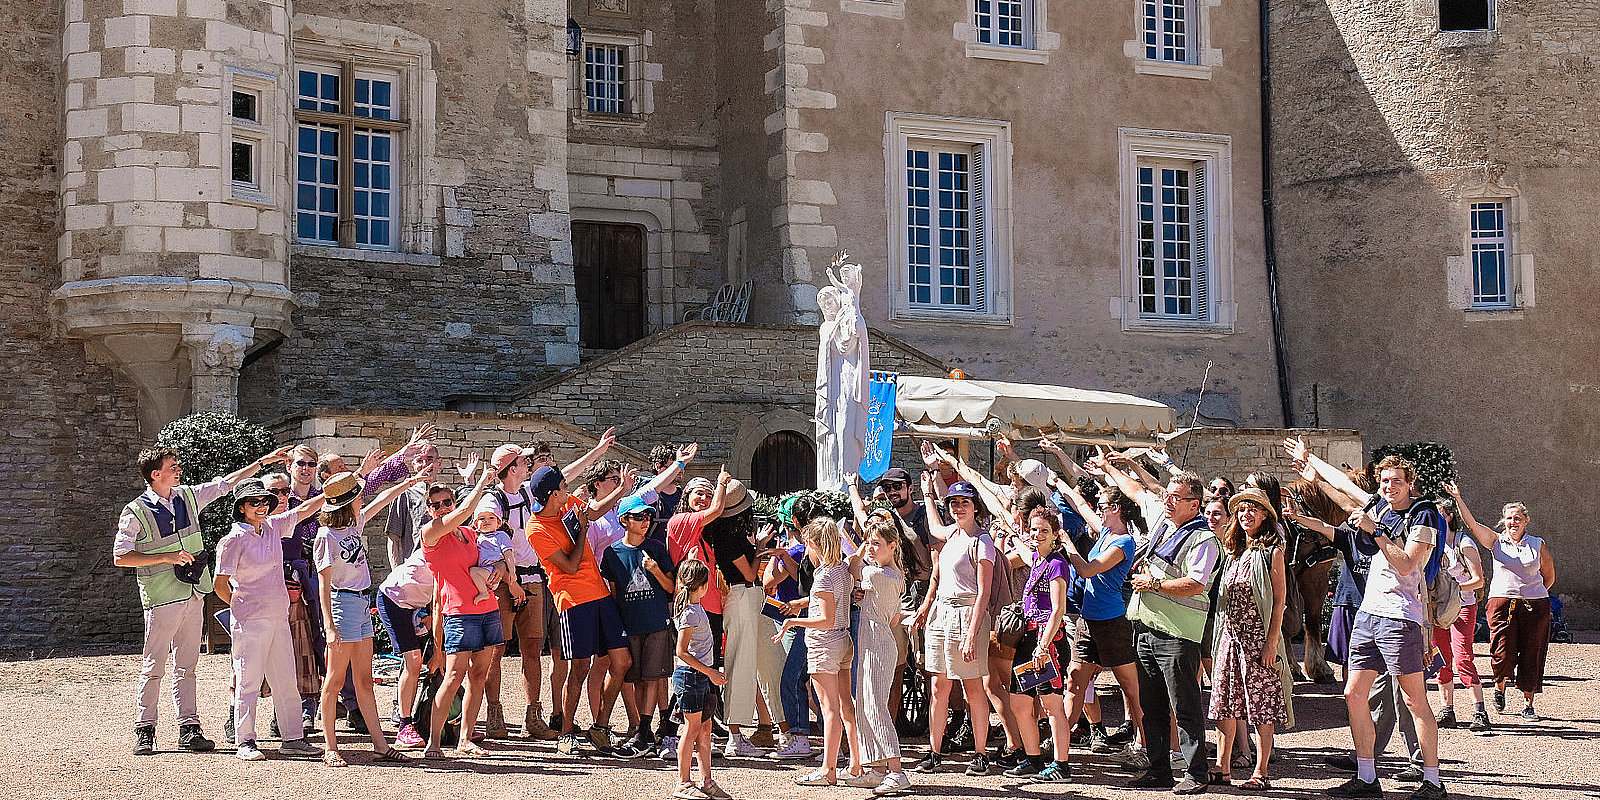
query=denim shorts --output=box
[443,610,504,654]
[376,592,428,654]
[671,666,719,718]
[330,590,375,641]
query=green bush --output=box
[156,411,277,550]
[1371,441,1458,500]
[753,488,851,528]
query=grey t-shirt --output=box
[675,602,715,667]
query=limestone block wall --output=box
[1268,0,1600,615]
[238,1,579,420]
[1163,428,1364,487]
[505,321,948,475]
[568,143,723,332]
[0,0,148,654]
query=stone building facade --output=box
[1268,0,1600,621]
[3,0,1596,648]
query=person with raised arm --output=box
[1101,456,1220,795]
[115,442,294,756]
[1442,482,1556,722]
[313,469,427,767]
[1324,457,1447,800]
[417,466,499,758]
[908,472,996,777]
[213,476,328,762]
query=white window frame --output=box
[886,113,1013,325]
[1468,200,1512,308]
[291,15,438,256]
[223,68,276,206]
[570,31,655,124]
[1447,183,1532,316]
[1125,0,1221,80]
[955,0,1060,64]
[1117,128,1234,333]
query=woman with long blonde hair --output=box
[778,518,862,786]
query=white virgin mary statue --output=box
[814,253,870,493]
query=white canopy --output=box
[894,375,1177,446]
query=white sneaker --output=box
[235,741,265,761]
[873,772,912,796]
[770,735,814,760]
[723,733,764,758]
[845,769,887,788]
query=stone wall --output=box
[1269,0,1600,616]
[505,321,949,474]
[0,0,148,654]
[1163,427,1364,487]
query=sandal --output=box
[374,747,412,764]
[456,740,489,757]
[322,750,348,768]
[1208,768,1231,786]
[1240,776,1272,790]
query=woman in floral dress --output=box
[1208,488,1292,790]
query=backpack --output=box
[973,527,1026,645]
[1381,499,1461,629]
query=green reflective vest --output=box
[124,486,212,610]
[1129,518,1221,643]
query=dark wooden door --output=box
[572,222,645,350]
[751,430,817,496]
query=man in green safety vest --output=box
[113,443,293,756]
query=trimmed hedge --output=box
[156,411,277,550]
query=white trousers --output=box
[231,615,304,743]
[136,592,204,726]
[723,584,788,728]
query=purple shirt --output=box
[1022,551,1071,626]
[283,452,410,563]
[216,511,299,625]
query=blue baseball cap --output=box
[528,465,565,506]
[945,481,980,499]
[617,495,653,517]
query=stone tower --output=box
[1270,1,1600,614]
[51,0,295,434]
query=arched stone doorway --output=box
[750,430,816,496]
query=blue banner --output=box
[858,371,897,483]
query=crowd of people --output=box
[117,424,1561,799]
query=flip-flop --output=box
[322,751,348,768]
[1240,776,1272,790]
[374,748,412,764]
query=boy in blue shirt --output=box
[600,495,677,757]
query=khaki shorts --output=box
[496,581,545,653]
[807,630,854,674]
[924,603,989,680]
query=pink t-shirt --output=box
[424,526,500,617]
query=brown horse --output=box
[1281,477,1348,684]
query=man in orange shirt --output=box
[525,465,634,757]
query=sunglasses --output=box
[292,460,317,468]
[879,481,908,490]
[621,512,655,521]
[427,499,456,511]
[242,498,272,508]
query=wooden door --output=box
[751,430,817,496]
[572,222,645,350]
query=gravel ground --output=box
[4,635,1596,800]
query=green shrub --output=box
[156,411,277,550]
[1371,441,1458,500]
[754,488,851,528]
